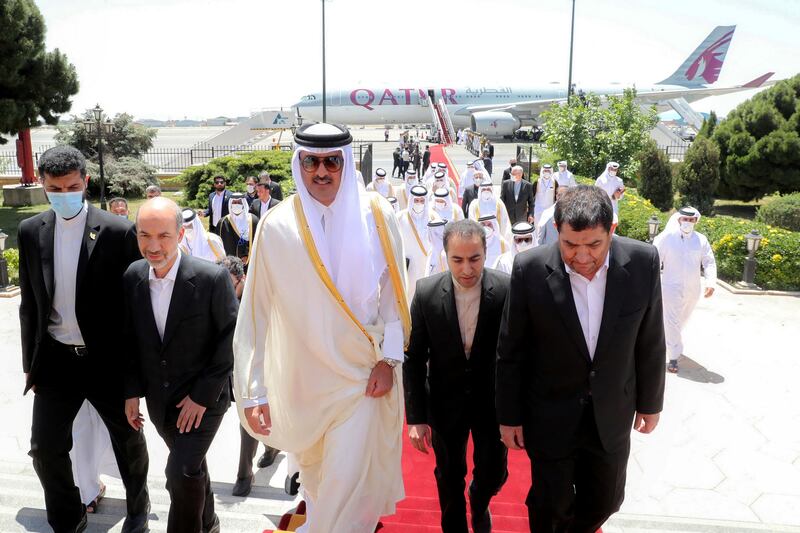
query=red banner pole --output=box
[17,129,36,186]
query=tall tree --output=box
[712,74,800,200]
[541,88,658,179]
[0,0,79,144]
[55,112,157,160]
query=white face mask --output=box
[543,171,552,179]
[512,174,522,182]
[481,190,492,201]
[231,204,245,216]
[680,220,696,235]
[375,175,385,182]
[483,225,495,239]
[246,184,256,194]
[407,178,418,187]
[515,238,534,253]
[608,170,617,177]
[435,200,447,210]
[411,201,425,214]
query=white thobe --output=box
[398,209,434,302]
[595,174,624,214]
[211,192,225,227]
[533,177,556,223]
[556,170,578,188]
[654,230,716,361]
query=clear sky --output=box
[37,0,799,121]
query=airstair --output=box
[426,90,456,145]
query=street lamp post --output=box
[82,104,114,210]
[647,215,660,243]
[567,0,576,104]
[738,229,763,289]
[0,230,9,289]
[322,0,327,123]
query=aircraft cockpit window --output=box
[301,95,317,101]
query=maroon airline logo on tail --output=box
[685,30,734,84]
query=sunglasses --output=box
[301,155,344,173]
[515,237,533,244]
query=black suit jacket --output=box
[18,206,141,393]
[205,190,232,233]
[123,255,237,430]
[405,270,510,431]
[500,179,534,224]
[496,237,665,455]
[461,186,479,218]
[249,197,280,218]
[268,182,283,201]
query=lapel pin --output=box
[89,231,97,240]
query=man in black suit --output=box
[249,174,281,218]
[18,145,150,533]
[201,175,231,235]
[460,171,484,219]
[501,158,521,182]
[124,197,238,533]
[405,219,509,533]
[257,170,284,202]
[496,185,666,532]
[422,145,431,174]
[500,165,534,225]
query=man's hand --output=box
[24,373,35,393]
[527,215,534,224]
[633,412,660,434]
[176,395,206,434]
[408,424,432,454]
[366,361,394,398]
[196,209,206,218]
[704,287,715,298]
[244,404,271,436]
[500,425,525,450]
[125,398,144,430]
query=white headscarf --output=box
[408,187,431,236]
[227,196,251,241]
[479,216,505,265]
[291,142,384,317]
[425,218,447,275]
[478,182,496,214]
[432,189,454,221]
[655,206,701,246]
[181,212,219,262]
[372,169,389,197]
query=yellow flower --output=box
[772,254,783,263]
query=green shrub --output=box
[636,140,673,211]
[180,150,293,208]
[3,247,19,286]
[755,193,800,231]
[86,157,158,198]
[674,136,720,215]
[612,188,800,291]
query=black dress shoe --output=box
[232,474,254,497]
[121,511,150,533]
[257,446,280,468]
[203,514,221,533]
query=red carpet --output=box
[428,144,461,191]
[379,427,531,532]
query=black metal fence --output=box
[660,143,690,162]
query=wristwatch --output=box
[380,358,399,368]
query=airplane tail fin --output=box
[657,25,736,87]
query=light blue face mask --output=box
[46,191,85,219]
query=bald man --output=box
[124,198,238,533]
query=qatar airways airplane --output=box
[289,26,775,138]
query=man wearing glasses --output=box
[199,175,232,235]
[234,123,410,532]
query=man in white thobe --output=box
[398,185,437,302]
[533,164,557,224]
[431,187,464,223]
[460,161,476,198]
[477,214,509,270]
[595,162,625,214]
[366,167,400,200]
[536,186,569,247]
[234,123,410,533]
[178,208,226,262]
[424,218,448,276]
[468,182,513,244]
[495,221,536,274]
[556,160,578,188]
[653,206,716,373]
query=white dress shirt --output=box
[260,200,270,215]
[48,202,89,345]
[148,253,182,340]
[211,192,224,226]
[564,252,610,360]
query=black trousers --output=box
[156,403,226,533]
[29,340,150,533]
[524,403,630,533]
[431,409,508,533]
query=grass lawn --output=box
[0,192,185,250]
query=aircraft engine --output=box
[470,111,521,138]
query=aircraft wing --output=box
[456,98,563,117]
